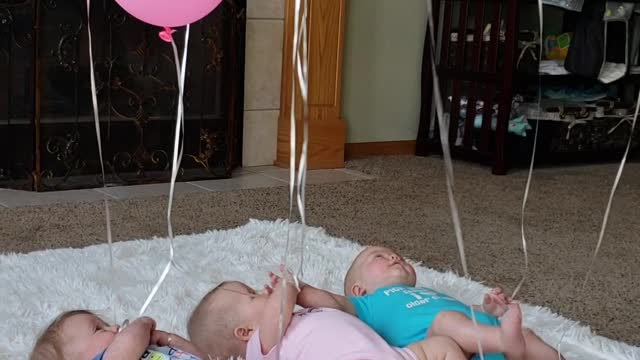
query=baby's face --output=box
[59,313,119,360]
[355,247,417,292]
[217,281,270,324]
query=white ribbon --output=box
[424,0,484,358]
[294,0,309,280]
[86,0,116,323]
[137,25,190,317]
[511,0,544,301]
[582,94,639,301]
[278,0,309,358]
[87,1,190,323]
[425,0,467,278]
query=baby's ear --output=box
[351,283,367,297]
[233,326,254,341]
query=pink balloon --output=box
[115,0,223,28]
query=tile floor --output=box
[0,166,374,208]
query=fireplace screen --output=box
[0,0,245,191]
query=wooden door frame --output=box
[274,0,347,169]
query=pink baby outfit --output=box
[246,307,418,360]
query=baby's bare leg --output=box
[428,304,526,360]
[522,329,564,360]
[407,336,466,360]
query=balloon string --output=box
[511,123,537,300]
[511,0,544,301]
[279,0,301,351]
[425,0,485,358]
[294,0,309,281]
[279,0,309,358]
[583,90,639,287]
[554,88,640,358]
[425,0,466,277]
[86,0,116,323]
[138,25,190,317]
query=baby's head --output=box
[344,246,417,297]
[30,310,119,360]
[188,281,269,358]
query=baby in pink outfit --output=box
[187,270,466,360]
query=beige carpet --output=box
[1,155,638,346]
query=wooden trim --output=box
[275,0,347,169]
[345,141,417,160]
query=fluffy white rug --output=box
[1,219,638,360]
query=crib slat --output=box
[494,0,519,175]
[480,1,502,152]
[440,1,453,68]
[418,0,438,151]
[454,0,469,70]
[449,0,470,145]
[463,0,486,149]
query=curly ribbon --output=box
[294,0,309,281]
[86,0,117,323]
[554,91,640,359]
[137,25,190,317]
[584,91,639,287]
[278,0,309,358]
[511,0,544,301]
[424,0,485,358]
[424,0,467,279]
[284,0,310,279]
[87,1,188,325]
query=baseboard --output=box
[275,116,347,169]
[345,140,417,160]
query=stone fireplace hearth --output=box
[242,0,285,167]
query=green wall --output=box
[340,1,555,144]
[341,0,427,143]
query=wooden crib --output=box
[416,0,520,175]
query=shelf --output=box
[515,71,640,85]
[437,66,502,83]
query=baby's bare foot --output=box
[482,294,508,317]
[500,304,526,360]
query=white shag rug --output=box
[1,219,638,360]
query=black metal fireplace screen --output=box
[0,0,245,191]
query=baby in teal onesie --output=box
[297,246,563,360]
[349,284,504,359]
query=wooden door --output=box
[275,0,347,169]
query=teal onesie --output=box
[350,284,506,360]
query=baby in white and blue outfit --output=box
[94,346,200,360]
[30,310,202,360]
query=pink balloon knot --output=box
[159,27,176,43]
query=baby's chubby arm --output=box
[258,266,300,354]
[102,317,155,360]
[297,282,356,316]
[151,330,205,358]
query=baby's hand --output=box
[135,316,156,328]
[150,330,205,358]
[117,316,155,337]
[259,270,282,295]
[129,316,156,335]
[268,265,301,293]
[259,265,301,353]
[150,330,172,347]
[102,317,156,360]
